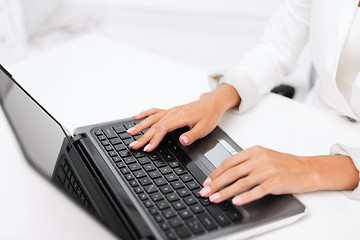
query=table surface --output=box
[1,35,360,240]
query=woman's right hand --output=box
[127,83,241,152]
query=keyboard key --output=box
[138,156,151,165]
[110,138,122,145]
[162,209,177,219]
[112,156,122,162]
[123,156,136,164]
[108,151,118,157]
[94,130,103,136]
[197,212,218,230]
[143,163,156,172]
[139,177,152,186]
[165,173,178,182]
[226,209,243,222]
[149,153,161,161]
[97,135,106,141]
[162,153,175,161]
[125,174,134,181]
[159,222,170,231]
[153,160,167,168]
[120,167,130,175]
[160,185,173,194]
[168,160,180,168]
[154,177,167,187]
[133,151,146,159]
[129,180,139,187]
[114,143,126,151]
[190,204,204,214]
[123,122,135,130]
[123,138,134,146]
[165,230,177,240]
[101,140,110,146]
[116,162,125,168]
[175,226,191,239]
[171,180,185,190]
[165,192,180,202]
[150,192,164,202]
[119,150,131,158]
[138,193,148,201]
[186,181,200,190]
[144,200,154,208]
[113,125,126,133]
[105,145,113,151]
[144,184,158,194]
[207,205,231,226]
[177,188,191,197]
[134,187,144,194]
[159,166,172,175]
[180,174,193,183]
[156,200,170,210]
[199,197,211,206]
[183,195,197,205]
[179,209,192,219]
[169,217,183,228]
[134,170,147,179]
[128,163,141,172]
[119,132,131,140]
[154,214,164,223]
[185,217,205,235]
[174,166,187,175]
[102,127,117,139]
[149,207,159,215]
[172,200,186,211]
[148,170,162,179]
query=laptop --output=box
[0,64,306,240]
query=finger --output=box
[128,111,166,135]
[129,127,156,150]
[200,162,253,197]
[232,181,272,205]
[179,121,213,146]
[133,108,164,120]
[208,175,260,203]
[206,150,250,185]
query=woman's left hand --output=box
[200,146,313,205]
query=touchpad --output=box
[199,139,237,168]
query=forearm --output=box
[304,154,359,191]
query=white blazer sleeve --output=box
[330,144,360,199]
[209,0,311,113]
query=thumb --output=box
[179,123,211,146]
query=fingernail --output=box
[143,144,152,152]
[181,135,189,145]
[127,127,136,134]
[203,177,212,187]
[209,193,221,203]
[232,196,243,205]
[129,141,138,148]
[199,186,211,197]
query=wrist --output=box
[202,83,241,113]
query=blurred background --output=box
[0,0,311,100]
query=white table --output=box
[1,35,360,240]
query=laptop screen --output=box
[0,66,68,179]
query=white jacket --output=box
[210,0,360,198]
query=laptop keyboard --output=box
[93,120,243,239]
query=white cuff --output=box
[208,71,259,114]
[330,144,360,200]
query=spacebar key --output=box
[197,212,218,230]
[102,127,117,139]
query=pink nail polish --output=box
[232,196,243,205]
[127,127,136,134]
[181,135,189,145]
[199,186,211,197]
[129,141,138,148]
[144,144,152,152]
[209,193,221,203]
[203,177,212,187]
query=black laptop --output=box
[0,64,306,240]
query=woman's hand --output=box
[127,83,241,152]
[200,146,359,205]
